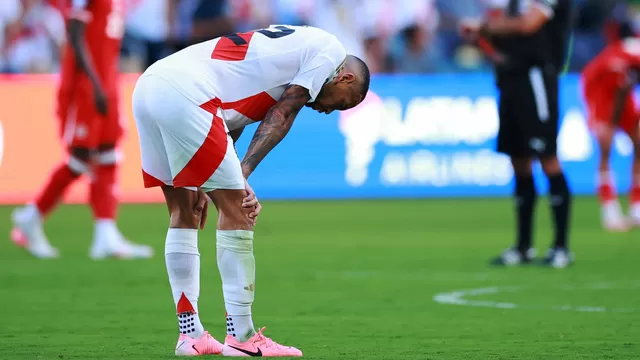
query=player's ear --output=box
[340,72,356,83]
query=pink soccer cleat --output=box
[175,331,223,356]
[90,226,154,260]
[10,227,28,248]
[11,207,59,258]
[222,327,302,357]
[601,201,631,232]
[603,217,631,232]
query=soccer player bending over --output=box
[582,23,640,231]
[132,25,369,356]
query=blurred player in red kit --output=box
[582,22,640,231]
[10,0,152,259]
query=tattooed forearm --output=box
[241,109,291,177]
[241,85,311,178]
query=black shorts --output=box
[497,67,559,158]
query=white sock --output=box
[217,230,256,342]
[93,219,118,244]
[20,204,42,224]
[226,313,255,342]
[166,228,204,339]
[14,204,48,248]
[597,171,613,186]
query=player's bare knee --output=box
[218,203,253,231]
[169,209,202,229]
[540,156,562,176]
[510,157,533,177]
[596,132,613,146]
[595,126,615,147]
[162,186,202,229]
[209,190,253,231]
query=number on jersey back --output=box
[211,25,296,61]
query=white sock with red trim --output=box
[217,230,256,342]
[166,228,204,339]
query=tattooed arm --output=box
[241,85,310,178]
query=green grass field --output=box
[1,197,639,359]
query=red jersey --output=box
[582,39,640,92]
[55,0,126,149]
[582,39,640,134]
[58,0,125,96]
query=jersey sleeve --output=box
[289,38,347,102]
[532,0,559,19]
[69,0,92,22]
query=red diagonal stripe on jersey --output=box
[221,92,277,121]
[211,32,255,61]
[173,99,227,187]
[142,169,166,188]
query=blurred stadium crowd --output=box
[0,0,638,75]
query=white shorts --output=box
[132,74,244,191]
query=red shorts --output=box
[584,86,639,135]
[57,80,124,150]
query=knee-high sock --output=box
[548,173,572,249]
[514,175,536,252]
[166,228,204,339]
[89,164,118,221]
[35,159,85,217]
[217,230,256,342]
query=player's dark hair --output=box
[618,22,635,40]
[401,25,420,42]
[350,55,370,99]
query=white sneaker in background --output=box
[11,205,59,259]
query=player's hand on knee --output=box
[242,192,259,209]
[242,179,259,208]
[248,201,262,226]
[195,188,209,230]
[242,179,261,226]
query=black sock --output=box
[548,173,571,250]
[514,176,537,253]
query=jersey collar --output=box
[325,57,347,84]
